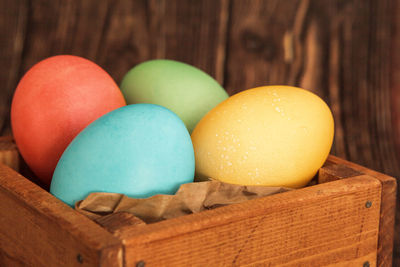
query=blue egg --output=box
[50,104,195,206]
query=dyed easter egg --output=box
[11,55,126,186]
[120,59,229,133]
[50,104,195,206]
[191,86,334,188]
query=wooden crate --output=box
[0,137,396,267]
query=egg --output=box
[50,104,195,206]
[11,55,126,186]
[120,59,229,133]
[191,86,334,188]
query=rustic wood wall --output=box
[1,0,399,264]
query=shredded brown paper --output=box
[75,181,291,224]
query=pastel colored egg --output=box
[120,59,229,133]
[191,86,334,188]
[50,104,195,206]
[11,55,126,186]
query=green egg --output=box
[120,59,229,133]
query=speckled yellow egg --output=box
[191,85,334,188]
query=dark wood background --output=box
[1,0,399,264]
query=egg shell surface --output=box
[191,86,334,188]
[50,104,195,207]
[120,59,229,133]
[11,55,126,186]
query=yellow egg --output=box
[191,85,334,188]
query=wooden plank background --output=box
[1,0,399,264]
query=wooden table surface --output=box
[1,0,399,264]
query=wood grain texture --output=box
[9,0,230,86]
[0,136,48,190]
[224,0,302,93]
[118,176,381,266]
[94,0,150,83]
[1,0,399,264]
[225,0,398,175]
[0,0,27,135]
[224,3,400,263]
[0,141,394,266]
[323,155,398,267]
[18,0,109,72]
[95,212,146,235]
[0,162,123,267]
[0,136,19,172]
[391,0,400,265]
[145,0,230,84]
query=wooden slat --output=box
[18,0,110,75]
[390,0,400,265]
[95,212,146,235]
[94,0,151,83]
[118,176,381,266]
[224,0,398,174]
[0,0,27,135]
[318,162,362,184]
[146,0,230,84]
[13,0,229,89]
[0,163,122,267]
[1,0,398,264]
[224,0,302,94]
[224,2,399,262]
[0,136,48,190]
[0,136,19,172]
[323,155,397,267]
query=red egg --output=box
[11,55,126,186]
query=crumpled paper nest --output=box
[75,181,291,224]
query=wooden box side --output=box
[320,155,397,267]
[0,147,123,266]
[0,137,394,266]
[0,136,19,172]
[118,175,382,266]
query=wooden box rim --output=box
[0,136,396,266]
